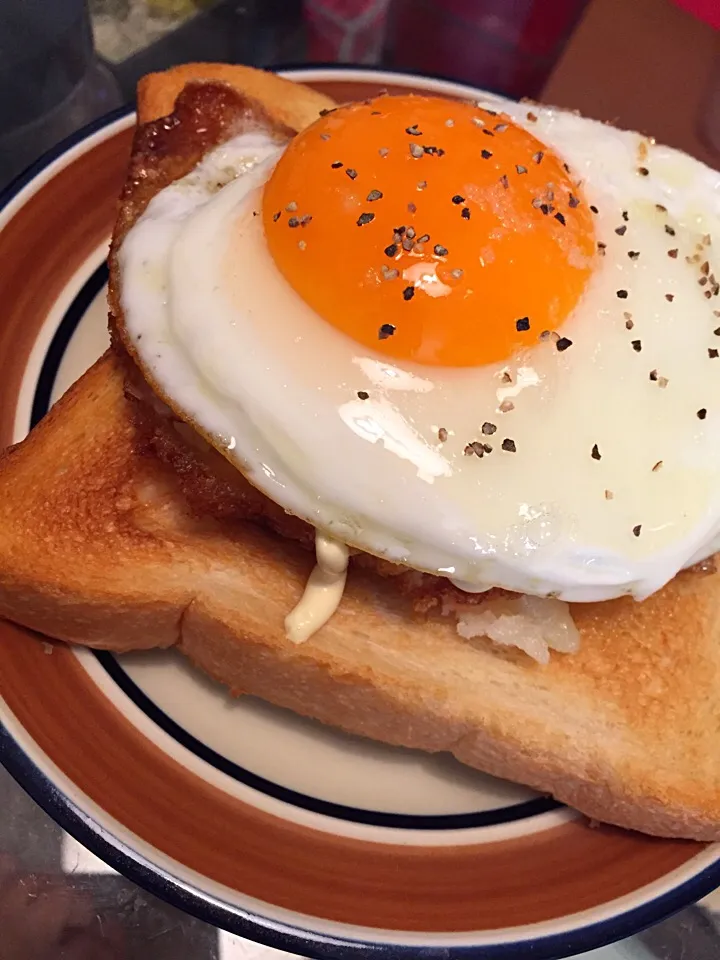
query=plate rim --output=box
[1,64,720,960]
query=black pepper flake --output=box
[482,422,497,435]
[615,225,627,236]
[665,224,676,236]
[633,524,642,538]
[652,461,663,472]
[452,194,465,204]
[367,189,383,202]
[617,289,629,299]
[346,168,358,180]
[532,151,544,164]
[649,369,658,381]
[481,149,493,159]
[500,174,509,190]
[628,251,640,260]
[384,243,398,257]
[698,408,708,419]
[356,212,374,226]
[464,442,485,458]
[501,438,517,453]
[668,248,678,258]
[625,317,634,330]
[556,337,573,352]
[527,111,538,122]
[632,339,642,352]
[406,124,422,136]
[461,207,471,219]
[540,204,550,216]
[331,161,343,169]
[272,211,281,222]
[638,166,649,176]
[378,323,396,340]
[423,145,445,155]
[434,244,448,256]
[622,211,629,222]
[665,293,675,302]
[516,164,527,174]
[597,241,607,255]
[590,205,599,214]
[288,217,300,228]
[569,194,580,208]
[438,427,448,442]
[714,326,720,335]
[657,204,667,213]
[515,317,530,332]
[482,128,494,136]
[555,212,566,226]
[710,348,719,358]
[402,286,415,301]
[357,390,369,400]
[591,444,601,460]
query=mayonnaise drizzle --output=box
[285,534,350,643]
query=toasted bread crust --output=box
[137,63,335,130]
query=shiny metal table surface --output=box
[2,0,720,957]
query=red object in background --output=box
[672,0,720,30]
[383,0,591,99]
[304,0,391,64]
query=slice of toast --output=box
[1,349,719,841]
[1,64,719,841]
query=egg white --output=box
[119,101,720,602]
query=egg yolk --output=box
[263,95,595,368]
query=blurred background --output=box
[1,0,719,190]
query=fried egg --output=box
[119,92,720,605]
